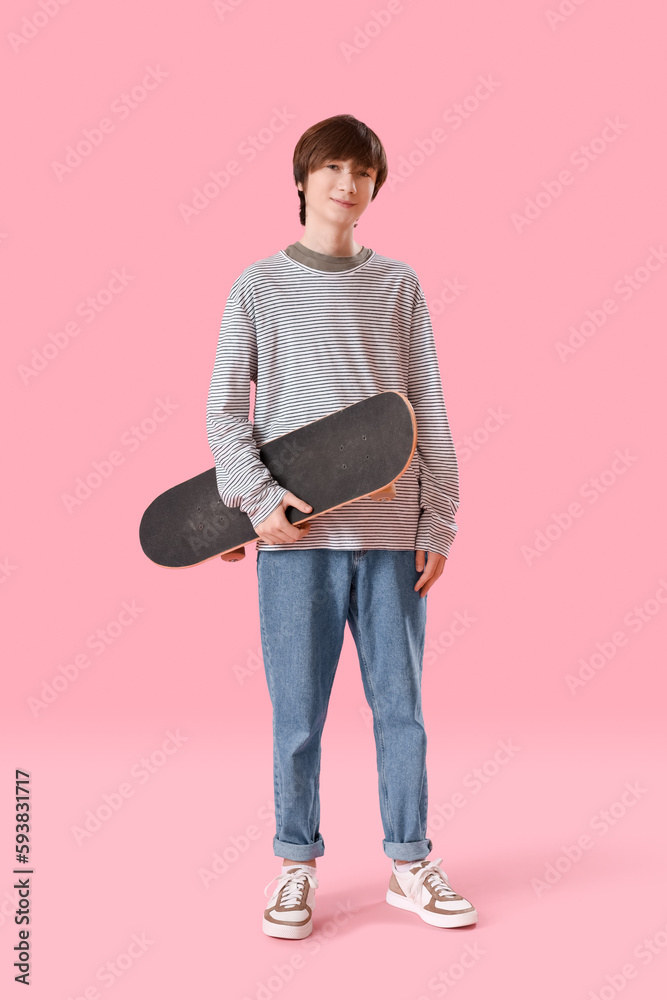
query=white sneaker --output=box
[262,865,319,939]
[386,857,477,928]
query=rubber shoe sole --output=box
[262,910,314,939]
[386,887,478,927]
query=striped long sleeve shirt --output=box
[205,243,460,558]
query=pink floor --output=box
[4,721,665,999]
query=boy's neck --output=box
[296,235,363,258]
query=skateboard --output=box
[139,390,417,568]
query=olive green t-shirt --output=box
[283,241,373,272]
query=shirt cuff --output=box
[246,482,289,530]
[415,509,458,559]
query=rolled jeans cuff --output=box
[273,832,325,860]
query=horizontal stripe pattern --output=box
[205,249,460,557]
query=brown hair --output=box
[293,114,388,226]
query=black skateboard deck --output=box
[139,391,417,568]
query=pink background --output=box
[3,1,666,997]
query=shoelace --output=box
[263,867,319,908]
[404,857,458,906]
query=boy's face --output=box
[298,158,378,226]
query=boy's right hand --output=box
[255,491,313,546]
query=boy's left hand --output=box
[414,550,446,597]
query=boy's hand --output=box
[220,492,312,562]
[414,549,446,597]
[255,491,313,546]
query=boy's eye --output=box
[328,164,372,176]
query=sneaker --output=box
[262,865,319,939]
[386,857,477,928]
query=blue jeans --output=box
[256,548,432,862]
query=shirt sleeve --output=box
[205,289,288,529]
[407,282,460,558]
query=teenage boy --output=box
[206,114,477,937]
